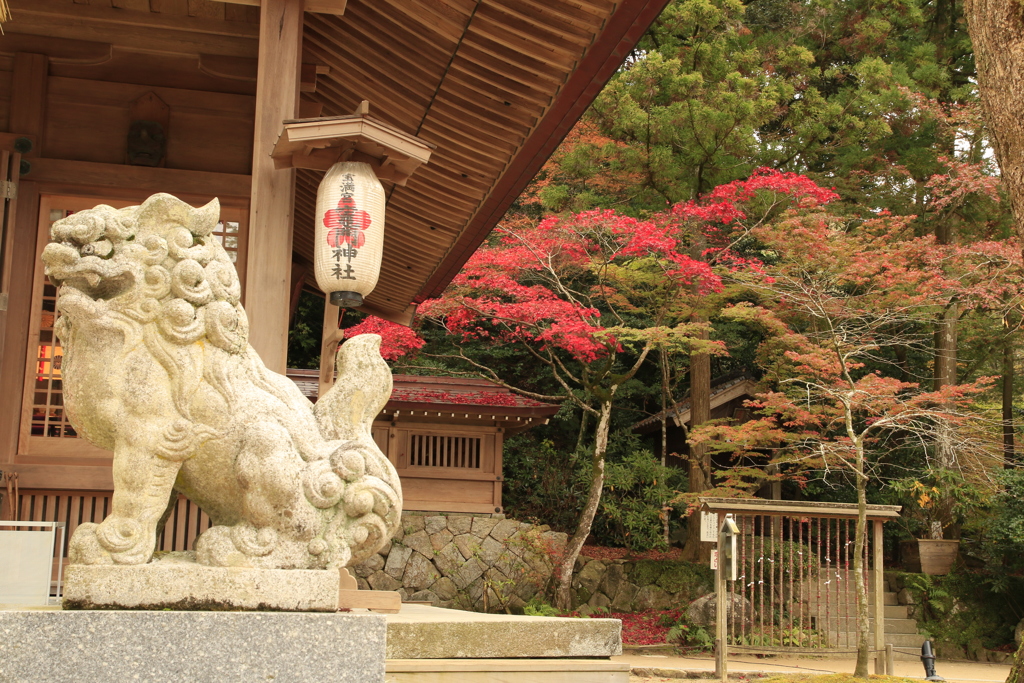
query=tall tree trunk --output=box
[681,326,712,562]
[660,347,671,544]
[553,400,613,611]
[963,1,1024,237]
[932,301,958,538]
[1007,639,1024,683]
[1004,332,1016,467]
[854,440,870,678]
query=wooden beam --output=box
[7,0,259,59]
[24,158,251,201]
[10,53,48,157]
[208,0,348,15]
[244,0,304,374]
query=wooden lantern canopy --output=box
[271,102,433,186]
[271,102,433,306]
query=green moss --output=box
[627,560,666,587]
[654,561,714,597]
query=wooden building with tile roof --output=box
[0,0,668,526]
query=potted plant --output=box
[892,469,987,575]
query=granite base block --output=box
[385,604,622,659]
[0,610,386,683]
[62,553,340,611]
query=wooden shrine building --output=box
[0,0,669,523]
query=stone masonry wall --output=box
[352,513,568,612]
[570,556,714,615]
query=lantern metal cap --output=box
[330,291,364,308]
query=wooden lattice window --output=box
[19,196,247,459]
[409,434,483,469]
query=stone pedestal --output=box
[0,610,386,682]
[63,553,343,611]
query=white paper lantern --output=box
[314,161,386,307]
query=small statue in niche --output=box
[41,194,402,571]
[126,120,167,167]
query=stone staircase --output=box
[800,572,925,661]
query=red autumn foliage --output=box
[343,315,425,360]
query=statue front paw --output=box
[68,523,114,565]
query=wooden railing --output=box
[10,489,211,557]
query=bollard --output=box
[921,640,945,681]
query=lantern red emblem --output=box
[323,195,372,249]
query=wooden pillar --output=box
[873,519,886,674]
[318,296,342,399]
[245,0,304,374]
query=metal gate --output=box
[700,498,901,677]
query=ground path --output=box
[618,651,1012,682]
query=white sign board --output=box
[700,511,719,542]
[0,529,54,605]
[710,548,719,570]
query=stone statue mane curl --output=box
[42,193,401,570]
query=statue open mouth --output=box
[54,269,135,301]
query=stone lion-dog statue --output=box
[42,193,401,570]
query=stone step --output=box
[813,617,920,634]
[804,592,898,606]
[803,604,908,619]
[834,632,927,649]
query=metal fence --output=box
[700,498,901,678]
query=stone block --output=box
[471,517,500,538]
[62,558,340,612]
[432,577,458,600]
[425,516,448,535]
[384,544,413,580]
[453,533,481,560]
[598,563,625,602]
[447,516,473,536]
[368,570,402,592]
[354,552,385,578]
[0,610,385,682]
[478,535,506,566]
[588,591,611,611]
[404,515,426,532]
[430,528,454,552]
[434,542,466,579]
[402,530,433,558]
[489,519,521,542]
[609,583,638,612]
[408,589,439,604]
[403,551,439,592]
[455,557,487,590]
[378,539,393,558]
[576,560,606,597]
[384,604,621,660]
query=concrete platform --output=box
[384,603,622,659]
[0,609,386,683]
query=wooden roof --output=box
[4,0,670,323]
[294,0,672,322]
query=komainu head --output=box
[42,193,247,353]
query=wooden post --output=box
[10,53,48,157]
[715,528,727,682]
[874,519,886,675]
[886,643,895,676]
[245,0,304,374]
[318,296,341,398]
